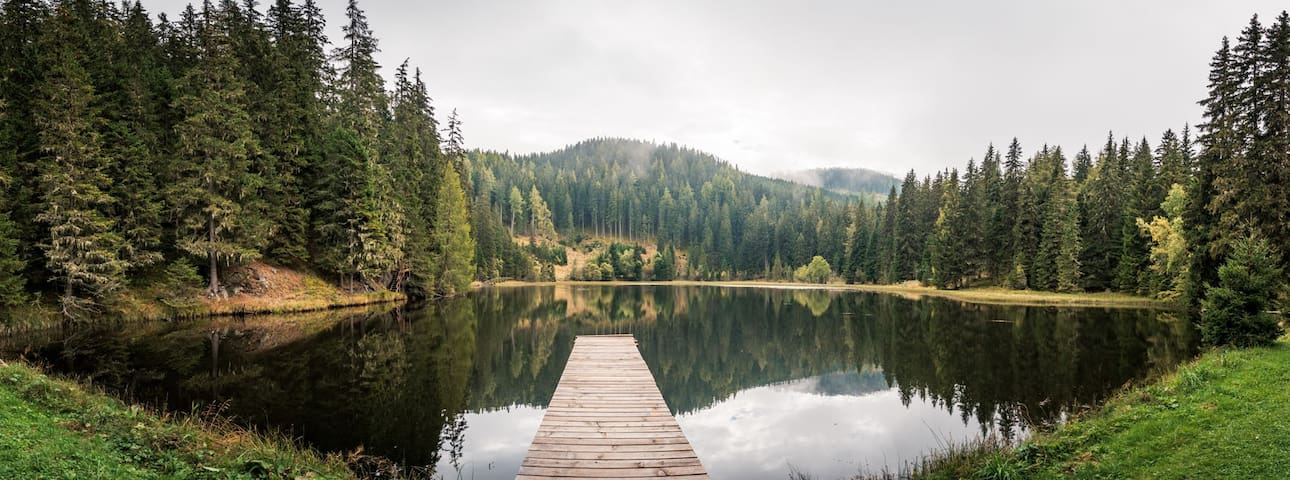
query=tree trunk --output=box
[207,214,219,297]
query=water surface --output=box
[2,286,1198,479]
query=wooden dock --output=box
[518,334,708,479]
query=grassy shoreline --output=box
[883,336,1290,479]
[0,359,356,479]
[485,280,1175,308]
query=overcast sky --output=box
[154,0,1287,176]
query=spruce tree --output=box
[0,0,50,275]
[0,169,26,306]
[978,144,1007,280]
[1072,145,1093,183]
[876,186,898,282]
[169,5,263,297]
[893,171,922,281]
[331,0,385,145]
[529,186,556,243]
[428,165,475,296]
[1055,187,1083,293]
[930,169,963,288]
[508,186,525,235]
[262,0,330,265]
[844,199,873,284]
[999,138,1025,283]
[1189,37,1240,305]
[104,0,168,274]
[385,62,441,293]
[34,3,128,313]
[1200,234,1283,347]
[1115,138,1157,292]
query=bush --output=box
[793,256,832,284]
[1201,235,1284,347]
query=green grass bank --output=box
[0,360,356,479]
[893,336,1290,479]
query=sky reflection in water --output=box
[6,286,1197,480]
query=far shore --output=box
[482,279,1176,308]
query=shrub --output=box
[793,256,832,284]
[1200,235,1284,347]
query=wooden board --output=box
[518,335,709,479]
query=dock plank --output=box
[519,335,708,479]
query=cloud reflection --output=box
[678,371,992,479]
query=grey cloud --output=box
[147,0,1286,175]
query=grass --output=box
[0,359,356,479]
[2,263,407,333]
[877,335,1290,479]
[488,280,1173,308]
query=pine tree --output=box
[261,0,330,265]
[0,0,50,282]
[1078,134,1122,291]
[875,186,898,282]
[999,138,1025,282]
[1200,234,1283,347]
[331,0,385,145]
[1010,155,1042,288]
[893,170,922,281]
[1056,188,1083,293]
[169,5,263,297]
[428,165,475,296]
[844,199,873,284]
[508,185,524,235]
[384,62,442,293]
[443,109,468,191]
[1189,37,1240,304]
[1253,12,1290,267]
[1115,138,1157,292]
[95,2,168,275]
[528,186,556,243]
[978,144,1007,280]
[930,169,964,288]
[34,3,128,313]
[1072,145,1093,184]
[0,169,26,306]
[1156,129,1188,190]
[1031,148,1070,291]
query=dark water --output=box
[1,286,1198,479]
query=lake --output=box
[1,285,1198,479]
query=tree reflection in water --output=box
[6,286,1196,477]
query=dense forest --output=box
[1,0,1287,342]
[471,13,1290,313]
[0,0,485,317]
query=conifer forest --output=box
[3,1,1290,479]
[3,1,1289,325]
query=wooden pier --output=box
[518,334,708,479]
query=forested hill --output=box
[1,0,1287,331]
[772,167,900,198]
[467,138,863,279]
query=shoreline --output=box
[0,359,356,479]
[2,290,407,335]
[884,336,1290,479]
[482,280,1176,308]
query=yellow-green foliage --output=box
[794,256,832,284]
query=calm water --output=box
[1,286,1198,479]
